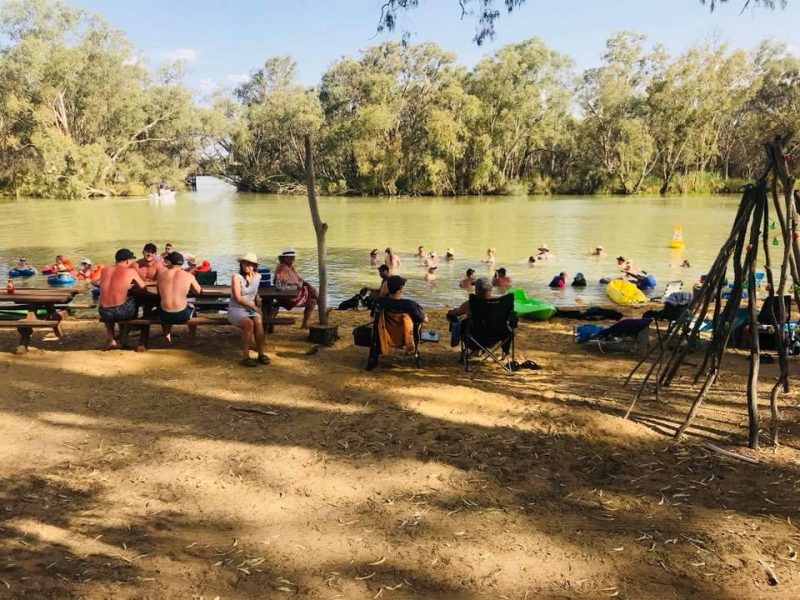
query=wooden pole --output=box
[304,134,329,327]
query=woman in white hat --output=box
[274,247,318,329]
[535,244,554,261]
[228,252,270,367]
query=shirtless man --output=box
[132,243,165,316]
[96,249,147,350]
[135,243,165,282]
[157,252,202,343]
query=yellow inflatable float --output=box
[606,279,648,305]
[669,224,685,249]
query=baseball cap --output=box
[115,248,135,262]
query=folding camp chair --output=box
[365,298,423,370]
[574,318,652,354]
[460,293,517,373]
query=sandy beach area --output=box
[1,307,799,599]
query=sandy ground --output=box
[1,306,800,600]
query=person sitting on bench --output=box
[96,248,147,350]
[157,252,202,344]
[274,247,318,329]
[228,252,270,367]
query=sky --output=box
[64,0,800,95]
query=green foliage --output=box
[0,0,205,198]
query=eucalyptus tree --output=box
[0,0,201,197]
[226,56,323,192]
[465,38,574,192]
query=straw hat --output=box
[280,247,297,258]
[538,244,549,251]
[81,258,92,265]
[237,252,258,264]
[595,245,603,250]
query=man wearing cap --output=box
[157,252,202,343]
[274,247,318,329]
[97,249,148,350]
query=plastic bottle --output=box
[6,278,14,294]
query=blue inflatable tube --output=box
[9,267,36,278]
[47,273,75,285]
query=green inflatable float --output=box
[508,288,557,321]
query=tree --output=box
[0,0,202,197]
[376,1,785,46]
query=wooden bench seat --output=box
[111,317,229,351]
[0,319,64,354]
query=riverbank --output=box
[1,310,799,599]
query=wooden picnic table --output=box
[0,289,77,352]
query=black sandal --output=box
[241,358,258,367]
[258,354,271,365]
[520,360,541,370]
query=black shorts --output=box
[98,298,137,323]
[159,306,194,325]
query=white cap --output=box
[81,258,92,265]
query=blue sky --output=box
[68,0,800,95]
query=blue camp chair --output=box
[574,318,652,354]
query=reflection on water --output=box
[0,177,741,307]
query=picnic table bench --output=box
[0,289,78,353]
[114,314,297,351]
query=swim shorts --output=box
[158,306,194,325]
[98,297,137,323]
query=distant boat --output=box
[149,190,176,201]
[669,224,685,249]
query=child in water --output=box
[459,268,475,290]
[549,272,567,288]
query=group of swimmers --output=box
[367,242,682,294]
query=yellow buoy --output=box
[669,224,685,249]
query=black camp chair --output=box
[366,297,423,371]
[460,293,517,373]
[194,270,217,285]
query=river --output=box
[0,177,743,308]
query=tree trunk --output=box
[304,134,328,326]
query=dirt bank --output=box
[1,309,799,599]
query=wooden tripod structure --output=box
[624,134,800,449]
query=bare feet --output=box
[104,341,118,351]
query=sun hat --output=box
[237,252,258,264]
[596,245,603,250]
[446,248,454,254]
[538,244,549,251]
[81,258,91,265]
[187,256,197,266]
[280,247,297,258]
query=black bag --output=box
[353,324,372,347]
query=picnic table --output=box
[0,288,78,352]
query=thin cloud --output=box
[160,48,199,62]
[197,77,219,95]
[226,73,250,83]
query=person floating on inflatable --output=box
[669,224,685,249]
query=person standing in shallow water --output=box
[385,247,401,271]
